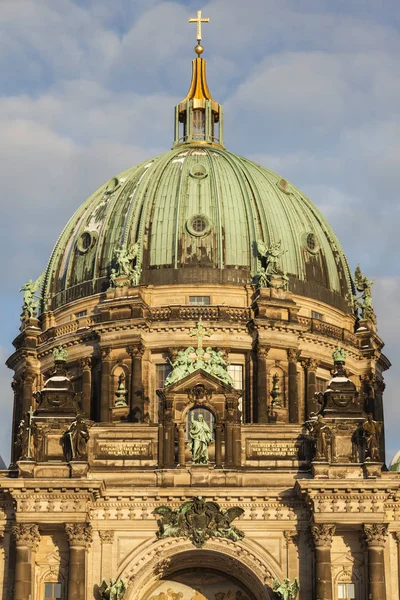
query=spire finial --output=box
[189,10,210,56]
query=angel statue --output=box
[19,273,44,320]
[255,240,288,290]
[214,507,245,542]
[114,243,139,278]
[99,578,126,600]
[152,506,184,539]
[354,265,376,323]
[273,577,300,600]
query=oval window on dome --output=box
[277,178,291,194]
[187,214,211,237]
[104,177,120,195]
[303,232,320,254]
[76,231,97,254]
[189,164,208,179]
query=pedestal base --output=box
[111,405,130,421]
[70,461,89,478]
[363,461,383,478]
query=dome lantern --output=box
[173,11,224,148]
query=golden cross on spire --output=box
[189,10,210,43]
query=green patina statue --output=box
[53,346,68,363]
[255,239,288,290]
[99,578,126,600]
[153,496,244,547]
[110,243,141,288]
[189,413,212,464]
[164,321,234,387]
[19,273,44,321]
[273,578,300,600]
[332,344,347,364]
[354,265,376,323]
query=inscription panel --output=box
[96,441,152,459]
[247,440,300,459]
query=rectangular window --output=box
[76,310,87,318]
[338,583,355,599]
[311,310,323,320]
[45,582,62,599]
[156,364,172,389]
[227,364,244,420]
[189,296,210,306]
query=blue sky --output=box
[0,0,399,463]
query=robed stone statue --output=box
[189,413,212,464]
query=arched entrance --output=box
[143,567,253,600]
[122,541,274,600]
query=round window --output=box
[76,231,97,254]
[186,214,211,237]
[104,177,120,195]
[189,164,208,179]
[277,178,291,194]
[304,232,320,254]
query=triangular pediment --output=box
[163,368,237,395]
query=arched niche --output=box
[119,539,276,600]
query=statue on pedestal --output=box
[354,265,376,323]
[307,415,331,461]
[362,414,382,461]
[64,415,89,461]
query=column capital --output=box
[98,530,114,544]
[65,523,92,549]
[100,347,111,360]
[311,523,336,547]
[12,523,40,550]
[287,349,301,363]
[302,357,318,371]
[393,531,400,545]
[284,530,299,546]
[257,344,271,358]
[126,343,145,358]
[363,523,389,547]
[79,357,92,370]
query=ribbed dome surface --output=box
[43,145,353,311]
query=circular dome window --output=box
[304,232,320,254]
[189,164,208,179]
[187,214,211,237]
[76,231,97,254]
[277,178,291,195]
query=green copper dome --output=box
[42,144,352,311]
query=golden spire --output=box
[189,9,210,56]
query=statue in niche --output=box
[354,265,376,323]
[270,373,283,408]
[64,415,89,461]
[306,414,331,461]
[99,578,126,600]
[362,414,382,461]
[15,409,36,460]
[273,577,300,600]
[189,413,212,464]
[255,239,288,290]
[115,373,128,407]
[19,273,43,321]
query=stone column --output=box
[65,523,92,600]
[12,523,40,600]
[394,532,400,600]
[215,423,223,468]
[363,524,388,600]
[287,349,300,423]
[98,531,114,582]
[311,523,335,600]
[22,373,35,414]
[79,358,92,418]
[177,424,186,467]
[302,358,318,419]
[0,527,5,600]
[284,531,299,582]
[100,348,111,422]
[256,345,270,423]
[127,344,144,421]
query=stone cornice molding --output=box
[363,523,388,547]
[311,523,336,547]
[65,523,92,549]
[12,523,40,550]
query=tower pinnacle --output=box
[189,10,210,56]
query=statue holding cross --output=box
[190,317,211,351]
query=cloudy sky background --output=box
[0,0,399,463]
